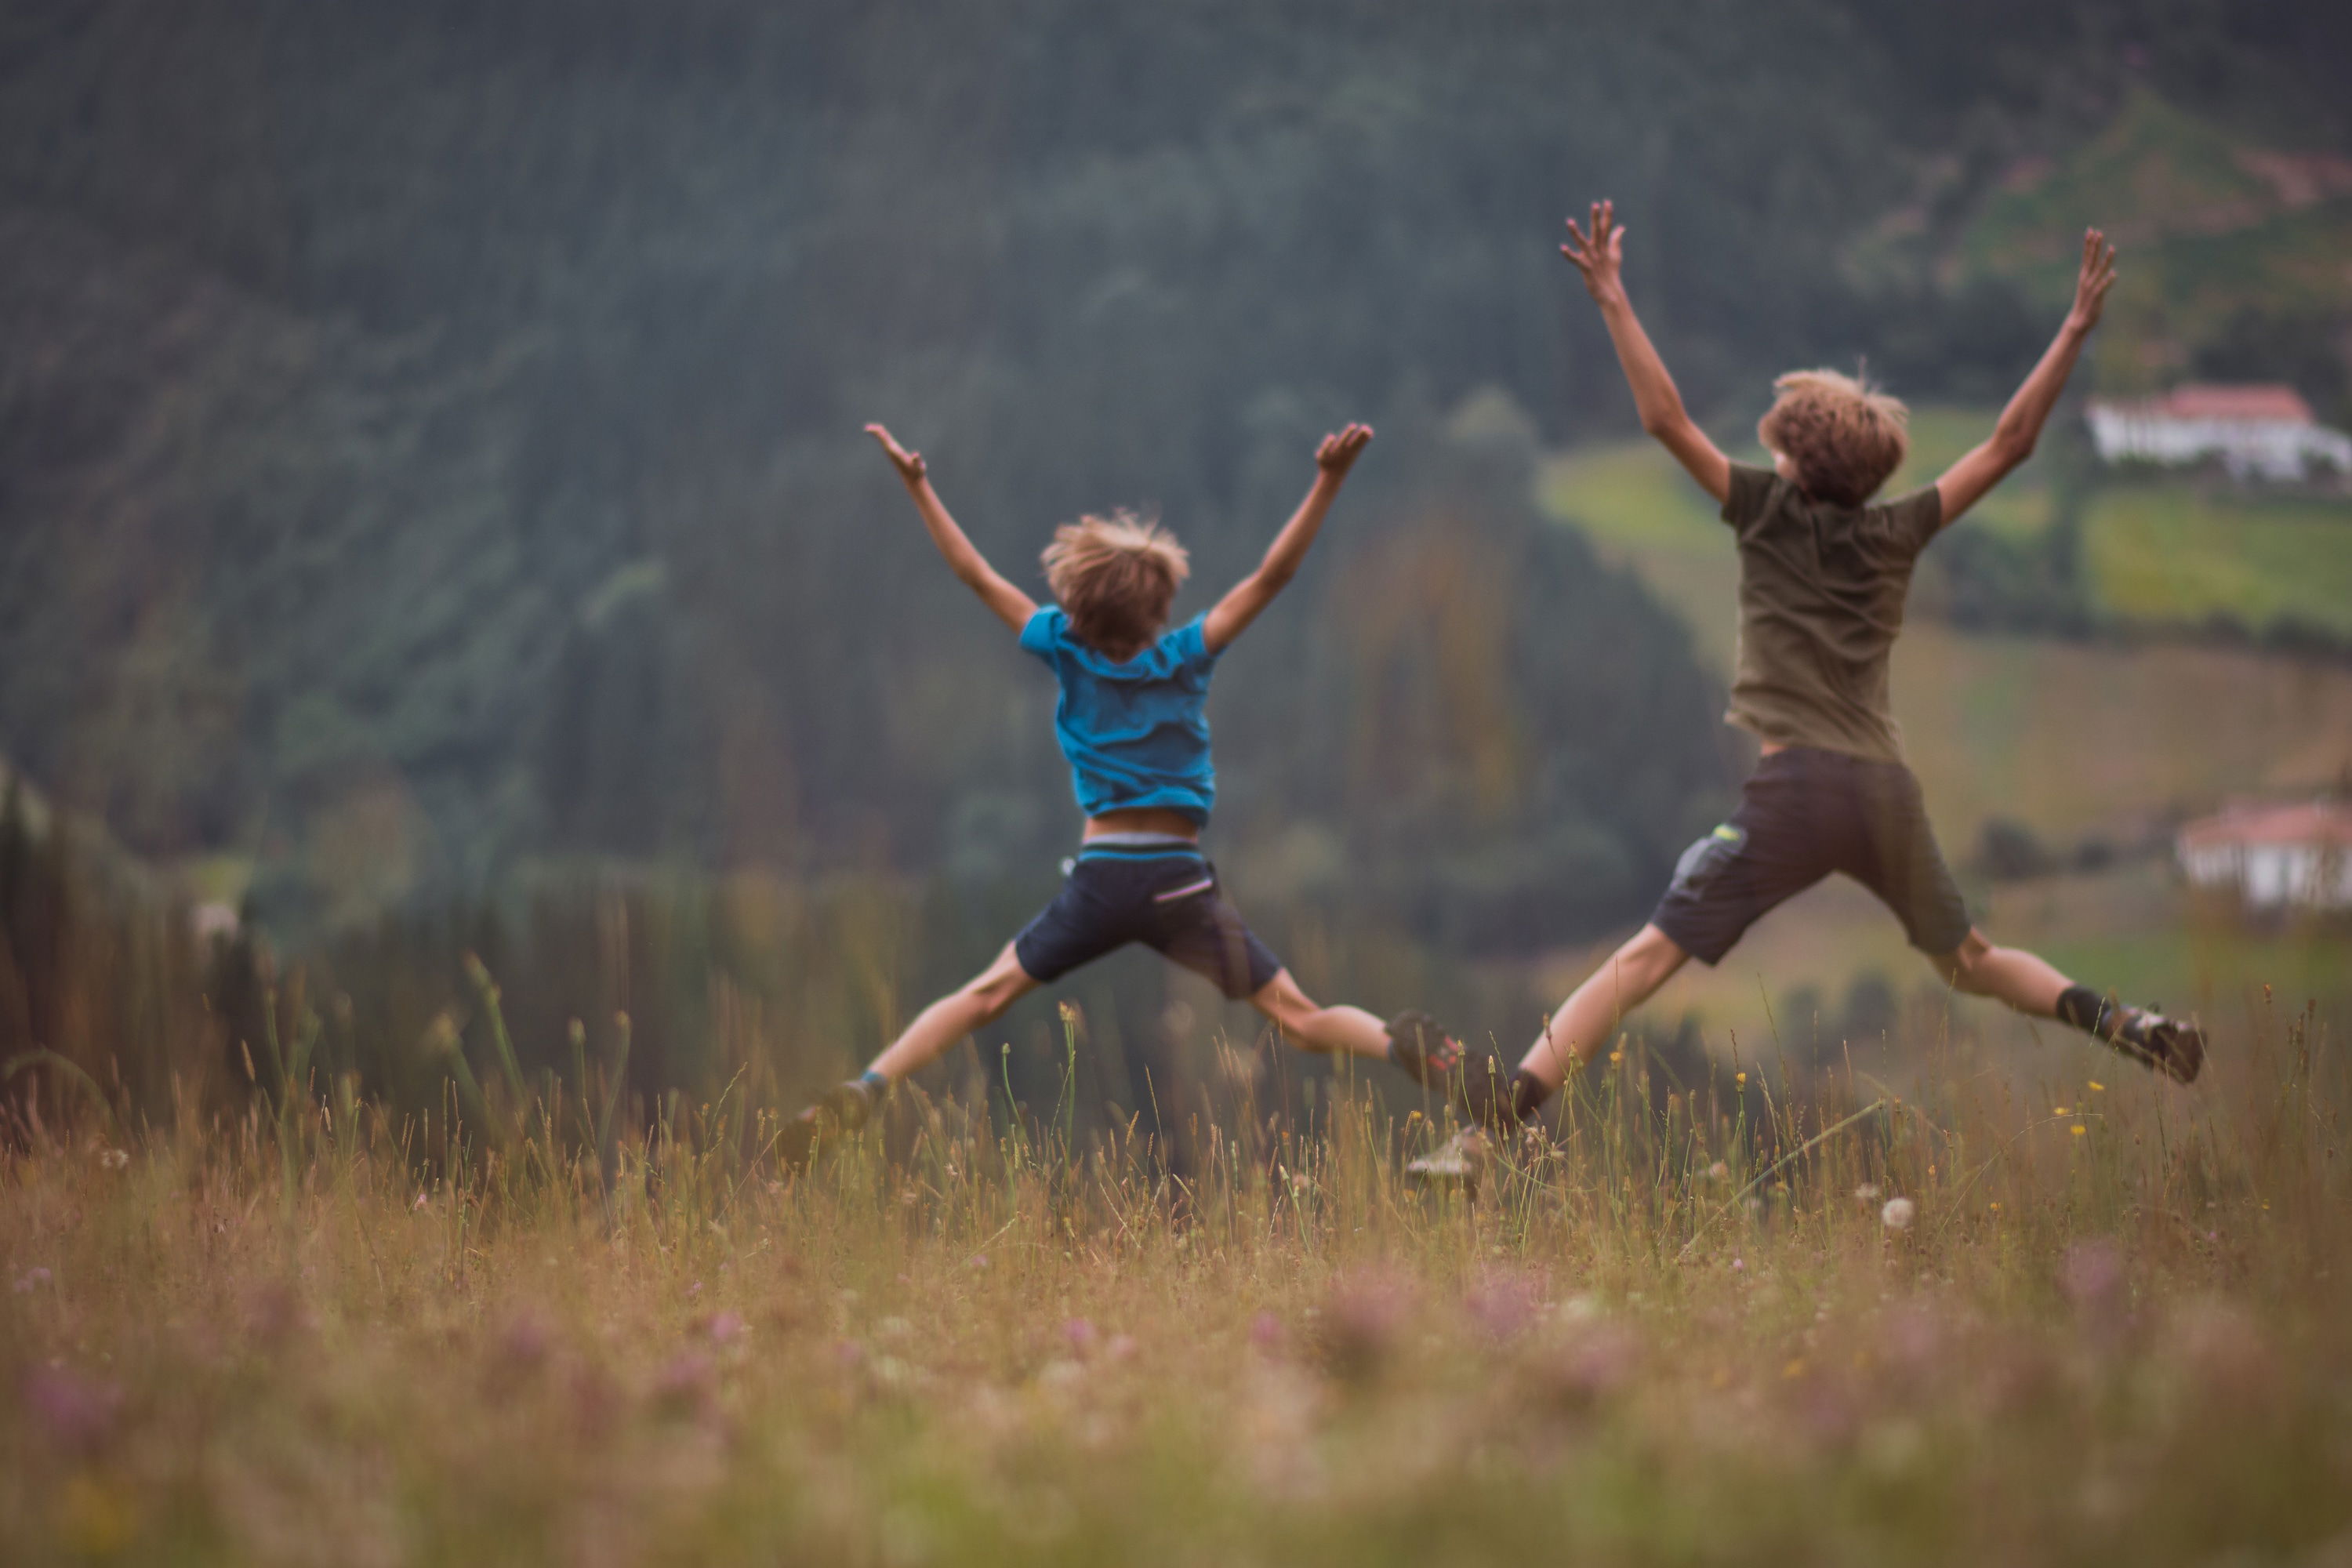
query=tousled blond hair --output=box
[1758,369,1911,508]
[1041,510,1191,659]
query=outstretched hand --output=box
[1315,423,1374,480]
[2067,228,2118,333]
[1560,199,1627,300]
[864,423,927,485]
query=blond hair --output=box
[1041,510,1191,659]
[1757,369,1911,508]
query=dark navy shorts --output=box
[1013,840,1283,1000]
[1651,746,1972,966]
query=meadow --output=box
[2083,486,2352,640]
[5,977,2350,1567]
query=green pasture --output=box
[1544,430,2352,642]
[2085,485,2352,637]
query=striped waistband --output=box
[1075,832,1205,862]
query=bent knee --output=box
[1252,979,1330,1051]
[1933,931,1996,993]
[1265,1000,1330,1051]
[964,970,1030,1019]
[1612,924,1688,986]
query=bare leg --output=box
[1515,923,1690,1091]
[864,942,1040,1082]
[1250,968,1392,1060]
[1931,927,2071,1015]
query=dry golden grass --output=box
[5,989,2349,1566]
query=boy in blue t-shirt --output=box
[782,422,1464,1158]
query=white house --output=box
[2177,800,2352,912]
[2086,384,2352,483]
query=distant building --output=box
[2086,384,2352,482]
[2176,800,2352,911]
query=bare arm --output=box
[1562,200,1731,506]
[864,424,1037,633]
[1202,423,1373,653]
[1935,229,2117,528]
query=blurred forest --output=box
[0,1,2347,1133]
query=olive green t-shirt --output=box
[1719,462,1944,764]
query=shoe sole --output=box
[2107,1027,2202,1086]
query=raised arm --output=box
[1562,200,1731,505]
[865,424,1037,632]
[1202,423,1373,653]
[1935,229,2116,528]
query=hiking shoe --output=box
[2100,1004,2205,1085]
[1386,1010,1465,1091]
[1406,1127,1492,1189]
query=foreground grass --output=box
[5,1001,2350,1566]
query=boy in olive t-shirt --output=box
[1415,207,2201,1177]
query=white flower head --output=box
[1880,1196,1917,1232]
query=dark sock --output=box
[1461,1065,1552,1131]
[1509,1070,1549,1124]
[2056,985,2113,1036]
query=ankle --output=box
[1509,1069,1552,1123]
[1465,1067,1553,1131]
[2055,984,2114,1036]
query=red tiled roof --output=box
[2156,384,2314,423]
[2179,801,2352,850]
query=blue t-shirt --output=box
[1018,606,1222,825]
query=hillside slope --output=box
[2,2,2345,935]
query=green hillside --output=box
[1957,91,2352,411]
[2,2,2347,937]
[1537,435,2352,857]
[2086,487,2352,637]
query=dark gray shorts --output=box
[1651,747,1971,966]
[1013,843,1283,1000]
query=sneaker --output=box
[2100,1004,2204,1085]
[1406,1127,1491,1189]
[1385,1010,1465,1091]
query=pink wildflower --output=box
[1539,1323,1641,1410]
[652,1351,716,1413]
[2060,1240,2125,1319]
[1317,1267,1413,1382]
[23,1367,122,1454]
[1465,1272,1541,1341]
